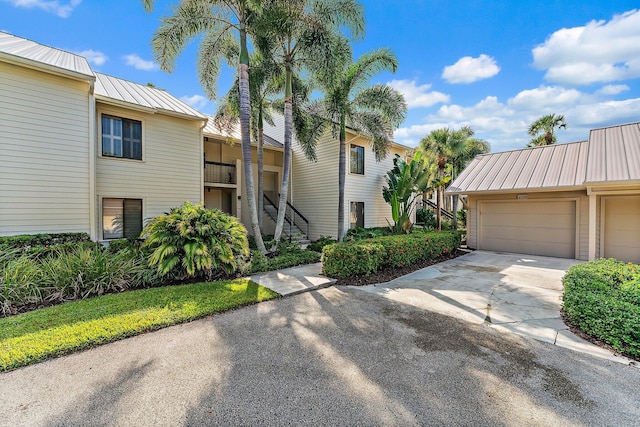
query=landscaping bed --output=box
[562,258,640,361]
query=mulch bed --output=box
[333,249,467,287]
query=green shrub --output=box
[457,209,467,227]
[0,244,149,314]
[563,259,640,359]
[345,226,393,242]
[0,233,91,256]
[416,208,436,229]
[142,202,249,279]
[308,236,337,253]
[249,249,320,274]
[322,231,461,279]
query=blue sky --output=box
[2,0,639,152]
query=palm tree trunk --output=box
[338,117,347,241]
[239,28,266,254]
[452,195,459,230]
[437,167,443,231]
[273,68,292,245]
[257,108,264,228]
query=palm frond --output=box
[353,83,407,128]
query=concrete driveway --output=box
[357,250,625,362]
[2,251,639,425]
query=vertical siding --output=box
[95,105,202,235]
[290,131,339,240]
[344,137,403,235]
[0,62,91,235]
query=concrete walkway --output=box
[250,262,335,296]
[252,251,631,364]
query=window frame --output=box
[102,198,143,240]
[350,201,365,229]
[99,112,144,161]
[349,144,365,175]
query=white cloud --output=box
[441,54,500,84]
[596,84,629,96]
[74,49,107,66]
[533,9,640,84]
[123,54,158,71]
[394,86,640,152]
[180,94,208,110]
[5,0,81,18]
[387,79,450,108]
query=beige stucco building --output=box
[448,124,640,264]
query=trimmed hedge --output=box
[322,231,461,278]
[0,233,91,255]
[562,258,640,359]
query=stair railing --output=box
[422,199,455,220]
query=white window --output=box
[102,115,142,160]
[103,198,143,239]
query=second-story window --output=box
[102,115,142,160]
[350,144,364,175]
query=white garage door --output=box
[603,196,640,264]
[479,200,576,258]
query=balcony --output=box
[204,161,236,185]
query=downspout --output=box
[88,80,97,241]
[199,118,208,204]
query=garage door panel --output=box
[479,200,576,258]
[603,196,640,264]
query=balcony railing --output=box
[204,160,236,184]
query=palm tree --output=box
[300,49,407,241]
[527,113,567,147]
[143,0,268,254]
[420,127,467,230]
[253,0,364,246]
[212,50,281,229]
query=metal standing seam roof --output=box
[0,31,93,78]
[94,73,205,120]
[585,122,640,183]
[447,140,589,194]
[203,115,285,149]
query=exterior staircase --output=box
[263,193,310,245]
[422,199,455,220]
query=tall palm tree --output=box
[253,0,364,245]
[420,127,467,230]
[143,0,268,254]
[527,113,567,147]
[212,50,281,229]
[300,48,407,241]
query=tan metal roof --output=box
[448,141,589,194]
[449,121,640,194]
[585,122,640,183]
[203,115,285,149]
[0,31,93,79]
[94,72,205,120]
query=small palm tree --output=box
[300,48,407,241]
[253,0,364,246]
[143,0,268,254]
[527,113,567,147]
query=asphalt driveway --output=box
[356,250,625,362]
[1,263,639,425]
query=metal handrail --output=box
[263,193,309,239]
[204,160,236,168]
[422,199,455,220]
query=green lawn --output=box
[0,279,279,372]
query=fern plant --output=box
[142,202,249,279]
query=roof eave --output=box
[0,52,95,82]
[96,95,206,121]
[446,185,586,196]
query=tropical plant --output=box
[527,113,567,147]
[143,0,268,254]
[382,151,442,234]
[298,48,407,241]
[141,202,249,279]
[253,0,364,246]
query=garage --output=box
[602,196,640,264]
[478,200,576,258]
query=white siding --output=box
[344,137,405,236]
[95,104,202,238]
[0,62,91,235]
[290,131,339,240]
